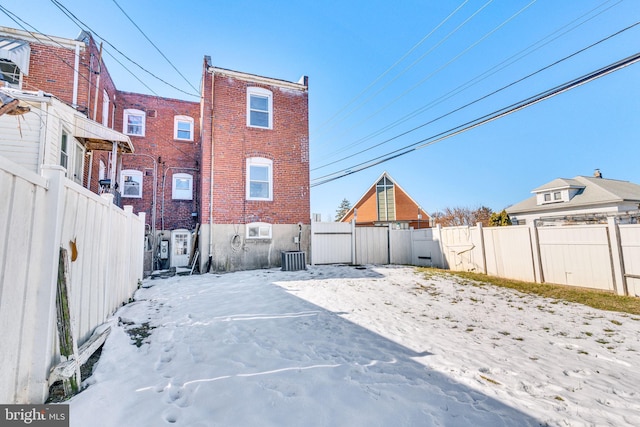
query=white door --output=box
[170,229,192,268]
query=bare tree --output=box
[431,206,493,227]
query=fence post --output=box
[28,165,66,402]
[351,219,356,265]
[476,222,487,274]
[101,193,114,315]
[435,224,446,269]
[607,217,627,296]
[529,221,543,283]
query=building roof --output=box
[1,88,133,153]
[507,175,640,214]
[340,171,428,222]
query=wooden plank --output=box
[49,327,111,385]
[56,248,81,395]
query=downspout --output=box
[92,43,103,121]
[208,64,215,272]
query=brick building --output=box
[341,171,430,229]
[199,58,310,271]
[1,26,310,273]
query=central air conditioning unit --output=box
[281,251,306,271]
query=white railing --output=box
[0,156,145,403]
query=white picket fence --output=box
[0,156,145,403]
[311,219,640,297]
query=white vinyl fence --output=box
[0,156,145,403]
[311,218,639,297]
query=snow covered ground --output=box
[68,265,640,426]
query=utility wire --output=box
[335,0,536,144]
[111,0,199,94]
[314,0,620,167]
[314,0,470,134]
[312,19,638,173]
[311,51,640,187]
[50,0,199,98]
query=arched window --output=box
[120,169,143,198]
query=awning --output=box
[73,115,134,153]
[0,38,30,76]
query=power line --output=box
[111,0,200,94]
[313,0,470,135]
[310,51,640,187]
[50,0,199,98]
[315,0,496,143]
[314,0,544,165]
[311,19,638,173]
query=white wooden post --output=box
[29,165,66,402]
[101,193,114,315]
[477,222,487,274]
[310,216,316,266]
[351,218,356,265]
[607,217,627,296]
[435,224,445,269]
[529,221,544,284]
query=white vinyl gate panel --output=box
[390,229,412,265]
[311,222,353,264]
[439,226,484,272]
[537,226,614,291]
[619,224,640,297]
[410,228,443,268]
[483,226,536,282]
[355,227,389,265]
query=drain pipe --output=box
[207,59,216,272]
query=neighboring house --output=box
[199,58,310,272]
[1,26,310,273]
[506,170,640,225]
[340,171,430,229]
[106,91,200,271]
[0,88,133,184]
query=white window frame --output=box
[174,115,194,141]
[172,173,193,200]
[60,131,69,170]
[123,109,146,136]
[247,87,273,129]
[246,157,273,201]
[121,169,143,198]
[72,142,84,185]
[246,222,272,240]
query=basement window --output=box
[246,222,272,240]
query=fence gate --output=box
[310,221,353,265]
[355,226,389,265]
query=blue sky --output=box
[2,0,639,221]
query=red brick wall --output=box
[200,67,310,226]
[114,92,201,231]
